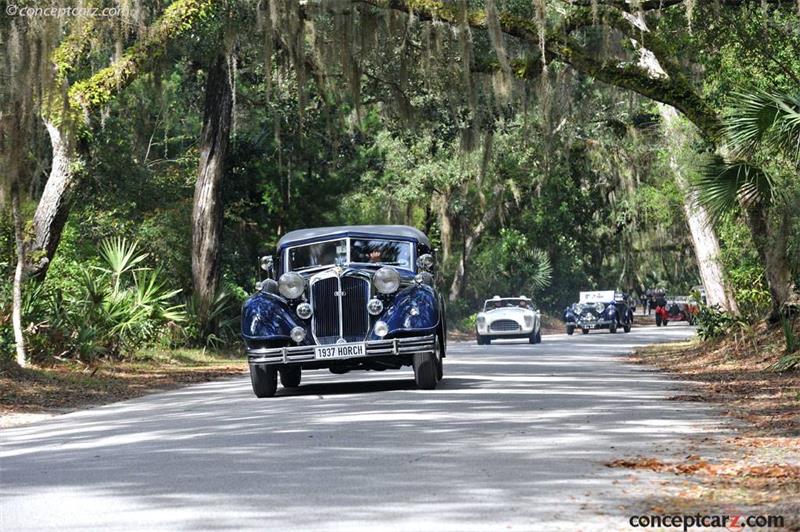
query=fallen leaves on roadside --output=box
[607,456,800,480]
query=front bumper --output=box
[477,321,533,337]
[247,334,435,365]
[573,319,614,329]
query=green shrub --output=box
[182,287,241,348]
[24,238,186,362]
[694,304,738,341]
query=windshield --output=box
[286,237,414,271]
[349,239,412,268]
[484,299,531,311]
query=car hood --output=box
[480,308,531,321]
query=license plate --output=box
[314,342,366,360]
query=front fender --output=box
[373,284,440,340]
[241,292,305,342]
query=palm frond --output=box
[98,237,149,290]
[695,157,778,226]
[727,90,800,161]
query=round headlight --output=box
[573,303,583,312]
[367,298,384,316]
[290,326,306,343]
[594,302,604,313]
[374,320,389,337]
[296,302,313,319]
[373,267,400,294]
[278,272,305,299]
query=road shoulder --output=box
[615,337,800,527]
[0,349,245,428]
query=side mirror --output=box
[416,253,434,272]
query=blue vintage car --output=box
[241,225,446,397]
[563,290,634,335]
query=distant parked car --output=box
[475,296,542,345]
[241,225,446,397]
[655,296,698,326]
[563,290,634,335]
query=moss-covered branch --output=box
[357,0,722,139]
[47,0,217,126]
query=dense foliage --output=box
[1,0,799,365]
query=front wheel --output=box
[582,328,590,335]
[436,333,444,381]
[280,366,301,388]
[250,364,278,398]
[566,325,575,336]
[413,349,439,390]
[609,321,617,334]
[623,323,631,333]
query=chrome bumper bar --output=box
[574,319,613,328]
[247,334,436,365]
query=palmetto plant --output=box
[63,238,186,359]
[726,90,800,161]
[694,89,800,325]
[695,90,799,223]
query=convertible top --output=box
[278,225,431,249]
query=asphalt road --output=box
[1,324,721,531]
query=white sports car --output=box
[475,296,542,345]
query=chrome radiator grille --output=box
[490,319,521,332]
[311,274,370,345]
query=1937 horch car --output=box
[241,225,446,398]
[475,296,542,345]
[655,295,698,326]
[563,290,634,335]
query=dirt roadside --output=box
[615,331,800,529]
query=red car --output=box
[655,296,698,326]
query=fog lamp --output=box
[290,326,306,343]
[374,320,389,337]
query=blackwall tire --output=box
[414,351,438,390]
[250,364,277,398]
[435,334,444,381]
[566,326,575,336]
[623,323,631,333]
[582,328,590,335]
[280,366,301,388]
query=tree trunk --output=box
[26,121,75,279]
[673,170,739,313]
[746,205,799,321]
[448,189,501,302]
[191,53,233,335]
[22,0,220,283]
[11,186,27,367]
[437,191,452,264]
[661,106,739,314]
